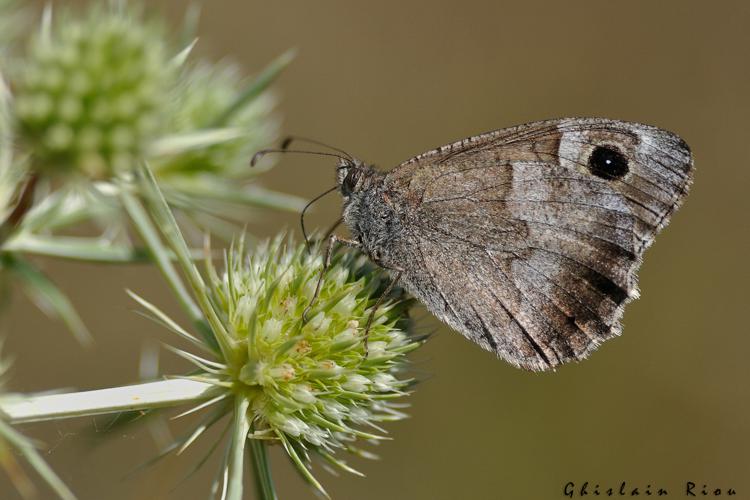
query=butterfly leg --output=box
[322,217,344,242]
[362,270,403,357]
[302,233,360,323]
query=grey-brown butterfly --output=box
[259,118,694,371]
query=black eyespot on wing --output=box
[588,146,629,180]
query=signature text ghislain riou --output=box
[564,482,737,497]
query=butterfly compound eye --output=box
[588,146,629,180]
[342,169,360,195]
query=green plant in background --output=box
[15,5,173,178]
[153,53,302,240]
[0,72,20,230]
[1,57,95,344]
[0,2,427,499]
[0,0,27,52]
[1,3,303,342]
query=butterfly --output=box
[257,118,694,371]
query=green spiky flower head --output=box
[140,235,424,495]
[213,238,421,486]
[14,5,175,179]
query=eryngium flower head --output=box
[157,61,278,179]
[131,164,424,495]
[14,6,174,178]
[146,236,424,492]
[215,238,421,462]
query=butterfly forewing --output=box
[381,118,693,371]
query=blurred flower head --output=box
[0,3,300,344]
[14,5,174,179]
[10,3,300,235]
[157,61,279,179]
[148,50,300,237]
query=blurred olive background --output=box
[2,1,748,499]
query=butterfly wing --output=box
[383,118,693,371]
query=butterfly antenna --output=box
[301,186,338,250]
[281,136,354,161]
[250,148,351,167]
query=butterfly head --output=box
[336,158,375,198]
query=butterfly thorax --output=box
[339,164,407,270]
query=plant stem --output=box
[0,379,218,424]
[226,396,250,500]
[0,172,38,245]
[249,438,278,500]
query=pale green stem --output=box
[0,379,218,424]
[250,438,277,500]
[226,396,250,500]
[148,128,246,157]
[3,233,151,263]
